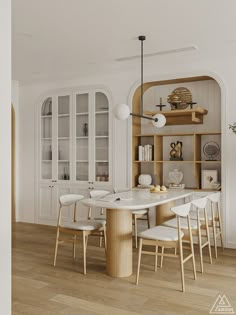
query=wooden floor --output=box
[12,223,236,315]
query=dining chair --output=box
[53,194,106,274]
[136,202,196,292]
[88,189,110,247]
[207,192,224,258]
[113,187,150,248]
[164,197,212,273]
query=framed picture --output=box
[201,170,218,189]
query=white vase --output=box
[138,174,152,186]
[168,169,183,185]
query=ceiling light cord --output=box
[140,35,145,116]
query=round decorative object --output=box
[167,87,192,110]
[168,169,183,185]
[152,113,166,128]
[203,141,220,160]
[113,104,130,120]
[138,174,152,186]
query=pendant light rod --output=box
[113,35,166,128]
[130,112,158,122]
[139,35,146,116]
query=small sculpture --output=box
[170,141,183,160]
[83,123,88,136]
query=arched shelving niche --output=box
[131,75,221,189]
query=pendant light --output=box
[113,36,166,128]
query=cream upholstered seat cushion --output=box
[162,217,199,230]
[61,219,105,231]
[132,209,148,215]
[138,225,184,241]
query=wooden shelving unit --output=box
[131,75,221,190]
[144,106,208,125]
[132,132,221,189]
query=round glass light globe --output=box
[113,104,130,120]
[152,113,166,128]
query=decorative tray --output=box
[150,190,168,193]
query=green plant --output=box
[229,122,236,134]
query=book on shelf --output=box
[138,144,153,161]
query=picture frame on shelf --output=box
[201,170,218,189]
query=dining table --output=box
[81,189,194,278]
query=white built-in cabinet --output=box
[36,88,112,225]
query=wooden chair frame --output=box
[208,192,224,258]
[53,195,106,274]
[191,197,212,273]
[136,203,196,292]
[88,189,110,247]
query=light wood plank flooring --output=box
[12,223,236,315]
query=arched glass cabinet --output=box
[38,88,112,224]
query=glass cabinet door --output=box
[41,97,53,180]
[57,95,71,181]
[76,93,89,181]
[95,92,109,182]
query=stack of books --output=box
[138,145,153,161]
[168,183,185,189]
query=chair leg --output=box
[154,245,158,271]
[53,228,60,267]
[218,207,224,251]
[204,209,212,265]
[206,226,212,265]
[82,232,87,275]
[160,246,164,268]
[103,225,107,254]
[189,234,197,280]
[179,240,185,292]
[134,215,138,249]
[211,206,218,259]
[212,221,218,259]
[99,232,103,248]
[85,235,88,248]
[73,235,76,259]
[198,227,204,273]
[136,238,143,285]
[147,211,150,229]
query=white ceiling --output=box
[12,0,236,83]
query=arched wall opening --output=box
[129,73,225,241]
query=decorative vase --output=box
[138,174,152,186]
[168,169,183,185]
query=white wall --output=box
[0,0,11,314]
[12,80,20,221]
[18,54,236,248]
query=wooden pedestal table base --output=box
[156,201,175,225]
[106,208,133,277]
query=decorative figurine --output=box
[83,123,88,136]
[170,141,183,160]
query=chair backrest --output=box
[89,190,110,199]
[59,194,84,207]
[191,196,208,209]
[207,192,221,204]
[170,202,192,217]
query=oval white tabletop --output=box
[81,189,194,210]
